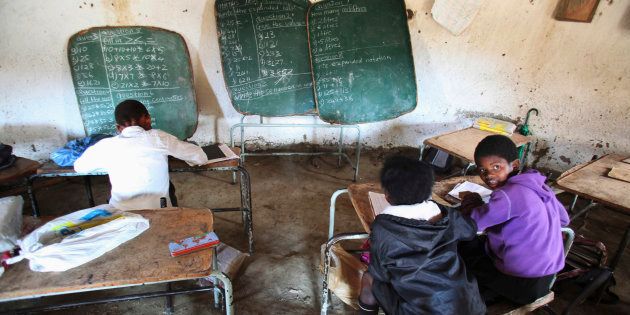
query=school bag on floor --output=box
[557,233,622,308]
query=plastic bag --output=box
[7,205,149,272]
[50,134,112,167]
[0,196,23,252]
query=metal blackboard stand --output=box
[230,115,362,181]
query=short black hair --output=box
[380,156,434,205]
[474,135,518,163]
[114,100,149,126]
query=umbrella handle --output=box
[524,108,539,126]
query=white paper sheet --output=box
[447,181,492,203]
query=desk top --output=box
[36,147,241,175]
[0,207,214,301]
[347,176,486,233]
[0,157,40,184]
[423,127,531,163]
[555,154,630,213]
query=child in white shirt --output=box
[74,100,208,210]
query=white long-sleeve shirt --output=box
[74,126,208,210]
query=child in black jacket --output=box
[359,156,486,315]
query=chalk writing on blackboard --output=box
[308,0,417,124]
[68,27,197,139]
[216,0,315,116]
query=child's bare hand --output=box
[459,192,483,215]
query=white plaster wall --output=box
[0,0,628,171]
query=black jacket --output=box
[368,204,486,315]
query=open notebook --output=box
[202,144,239,164]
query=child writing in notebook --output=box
[358,156,485,315]
[460,135,570,305]
[74,100,208,210]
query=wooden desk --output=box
[422,127,531,171]
[0,157,40,183]
[555,154,630,216]
[342,176,486,234]
[0,157,40,195]
[27,147,253,254]
[0,207,233,314]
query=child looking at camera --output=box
[460,135,569,305]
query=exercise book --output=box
[368,191,391,218]
[202,144,239,164]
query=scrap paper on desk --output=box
[448,181,492,203]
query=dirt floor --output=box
[1,148,629,314]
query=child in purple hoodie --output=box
[460,135,570,305]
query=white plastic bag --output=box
[7,204,149,272]
[0,196,23,252]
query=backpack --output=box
[557,233,621,309]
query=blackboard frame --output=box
[68,26,199,139]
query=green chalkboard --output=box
[308,0,417,124]
[68,27,197,139]
[216,0,316,116]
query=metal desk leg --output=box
[321,243,334,315]
[27,175,40,217]
[238,166,254,254]
[240,117,247,164]
[569,194,579,213]
[206,248,234,315]
[328,189,348,240]
[570,201,597,221]
[211,272,233,315]
[212,248,221,309]
[461,163,475,175]
[418,144,426,160]
[84,176,95,207]
[337,128,344,167]
[230,129,238,185]
[353,131,361,182]
[164,283,174,315]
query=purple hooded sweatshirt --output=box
[471,169,570,278]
